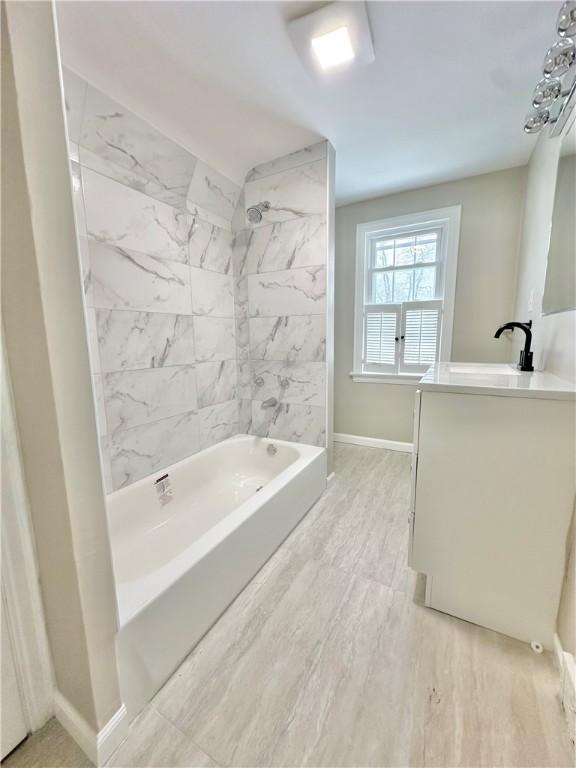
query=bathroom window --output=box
[353,206,461,381]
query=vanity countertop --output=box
[419,362,576,400]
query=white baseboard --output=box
[333,432,412,453]
[54,691,128,765]
[553,633,576,745]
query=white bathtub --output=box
[106,434,326,719]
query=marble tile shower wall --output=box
[236,143,329,447]
[63,68,242,491]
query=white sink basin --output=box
[420,362,575,400]
[447,363,522,376]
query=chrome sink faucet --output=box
[494,320,534,371]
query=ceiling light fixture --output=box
[288,1,374,78]
[311,26,355,70]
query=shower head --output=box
[246,201,270,224]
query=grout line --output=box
[89,305,237,320]
[244,262,326,276]
[100,358,246,376]
[108,399,238,439]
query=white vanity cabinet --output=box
[409,363,575,648]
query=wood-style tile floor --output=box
[5,446,573,768]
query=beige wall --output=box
[511,126,576,656]
[335,167,526,442]
[3,2,121,730]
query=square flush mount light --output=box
[311,26,355,70]
[288,1,375,76]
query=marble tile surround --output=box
[251,361,325,406]
[242,214,326,275]
[82,167,193,265]
[249,315,326,362]
[65,70,241,490]
[89,239,192,314]
[104,366,198,432]
[248,265,326,317]
[244,158,327,227]
[110,411,201,489]
[187,160,241,227]
[251,401,325,447]
[233,151,329,449]
[65,66,329,485]
[80,85,198,210]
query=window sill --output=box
[349,371,423,385]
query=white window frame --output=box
[352,206,461,383]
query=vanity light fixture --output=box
[532,77,562,108]
[557,1,576,37]
[523,1,576,133]
[543,38,576,78]
[311,26,355,70]
[523,108,550,134]
[287,1,374,77]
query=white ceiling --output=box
[56,1,558,205]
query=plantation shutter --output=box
[400,300,442,373]
[363,304,400,372]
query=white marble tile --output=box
[195,360,237,409]
[110,411,200,489]
[233,275,249,319]
[248,266,325,317]
[82,168,193,264]
[187,160,241,225]
[79,85,197,210]
[198,400,239,450]
[193,317,236,363]
[97,310,195,372]
[251,401,325,447]
[238,398,252,434]
[190,267,234,317]
[249,315,326,362]
[251,361,325,406]
[235,317,250,361]
[245,142,327,182]
[188,216,233,274]
[186,201,231,233]
[244,158,326,227]
[62,67,86,143]
[244,214,326,274]
[237,361,252,399]
[80,146,181,211]
[89,239,192,314]
[93,374,107,436]
[104,366,197,432]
